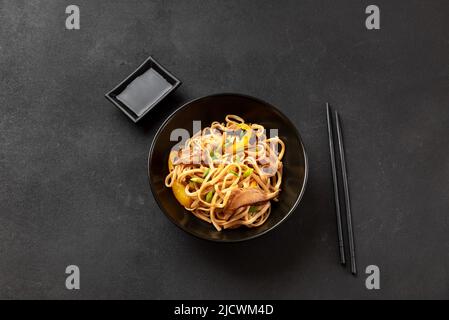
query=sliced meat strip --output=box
[223,188,277,215]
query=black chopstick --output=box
[335,111,357,275]
[326,103,346,265]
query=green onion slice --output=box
[249,206,259,214]
[206,191,214,203]
[229,170,239,177]
[243,168,253,178]
[190,177,204,184]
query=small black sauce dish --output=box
[105,56,181,122]
[148,93,308,242]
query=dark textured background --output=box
[1,0,448,299]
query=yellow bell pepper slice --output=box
[172,180,192,207]
[233,124,252,153]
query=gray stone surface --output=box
[0,0,448,299]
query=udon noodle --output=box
[165,115,285,231]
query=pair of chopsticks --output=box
[326,103,357,275]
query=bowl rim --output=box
[148,92,309,242]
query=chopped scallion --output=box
[190,177,204,184]
[206,191,214,203]
[249,206,258,214]
[243,168,253,178]
[229,170,239,177]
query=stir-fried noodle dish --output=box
[165,115,285,231]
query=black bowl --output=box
[148,93,308,242]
